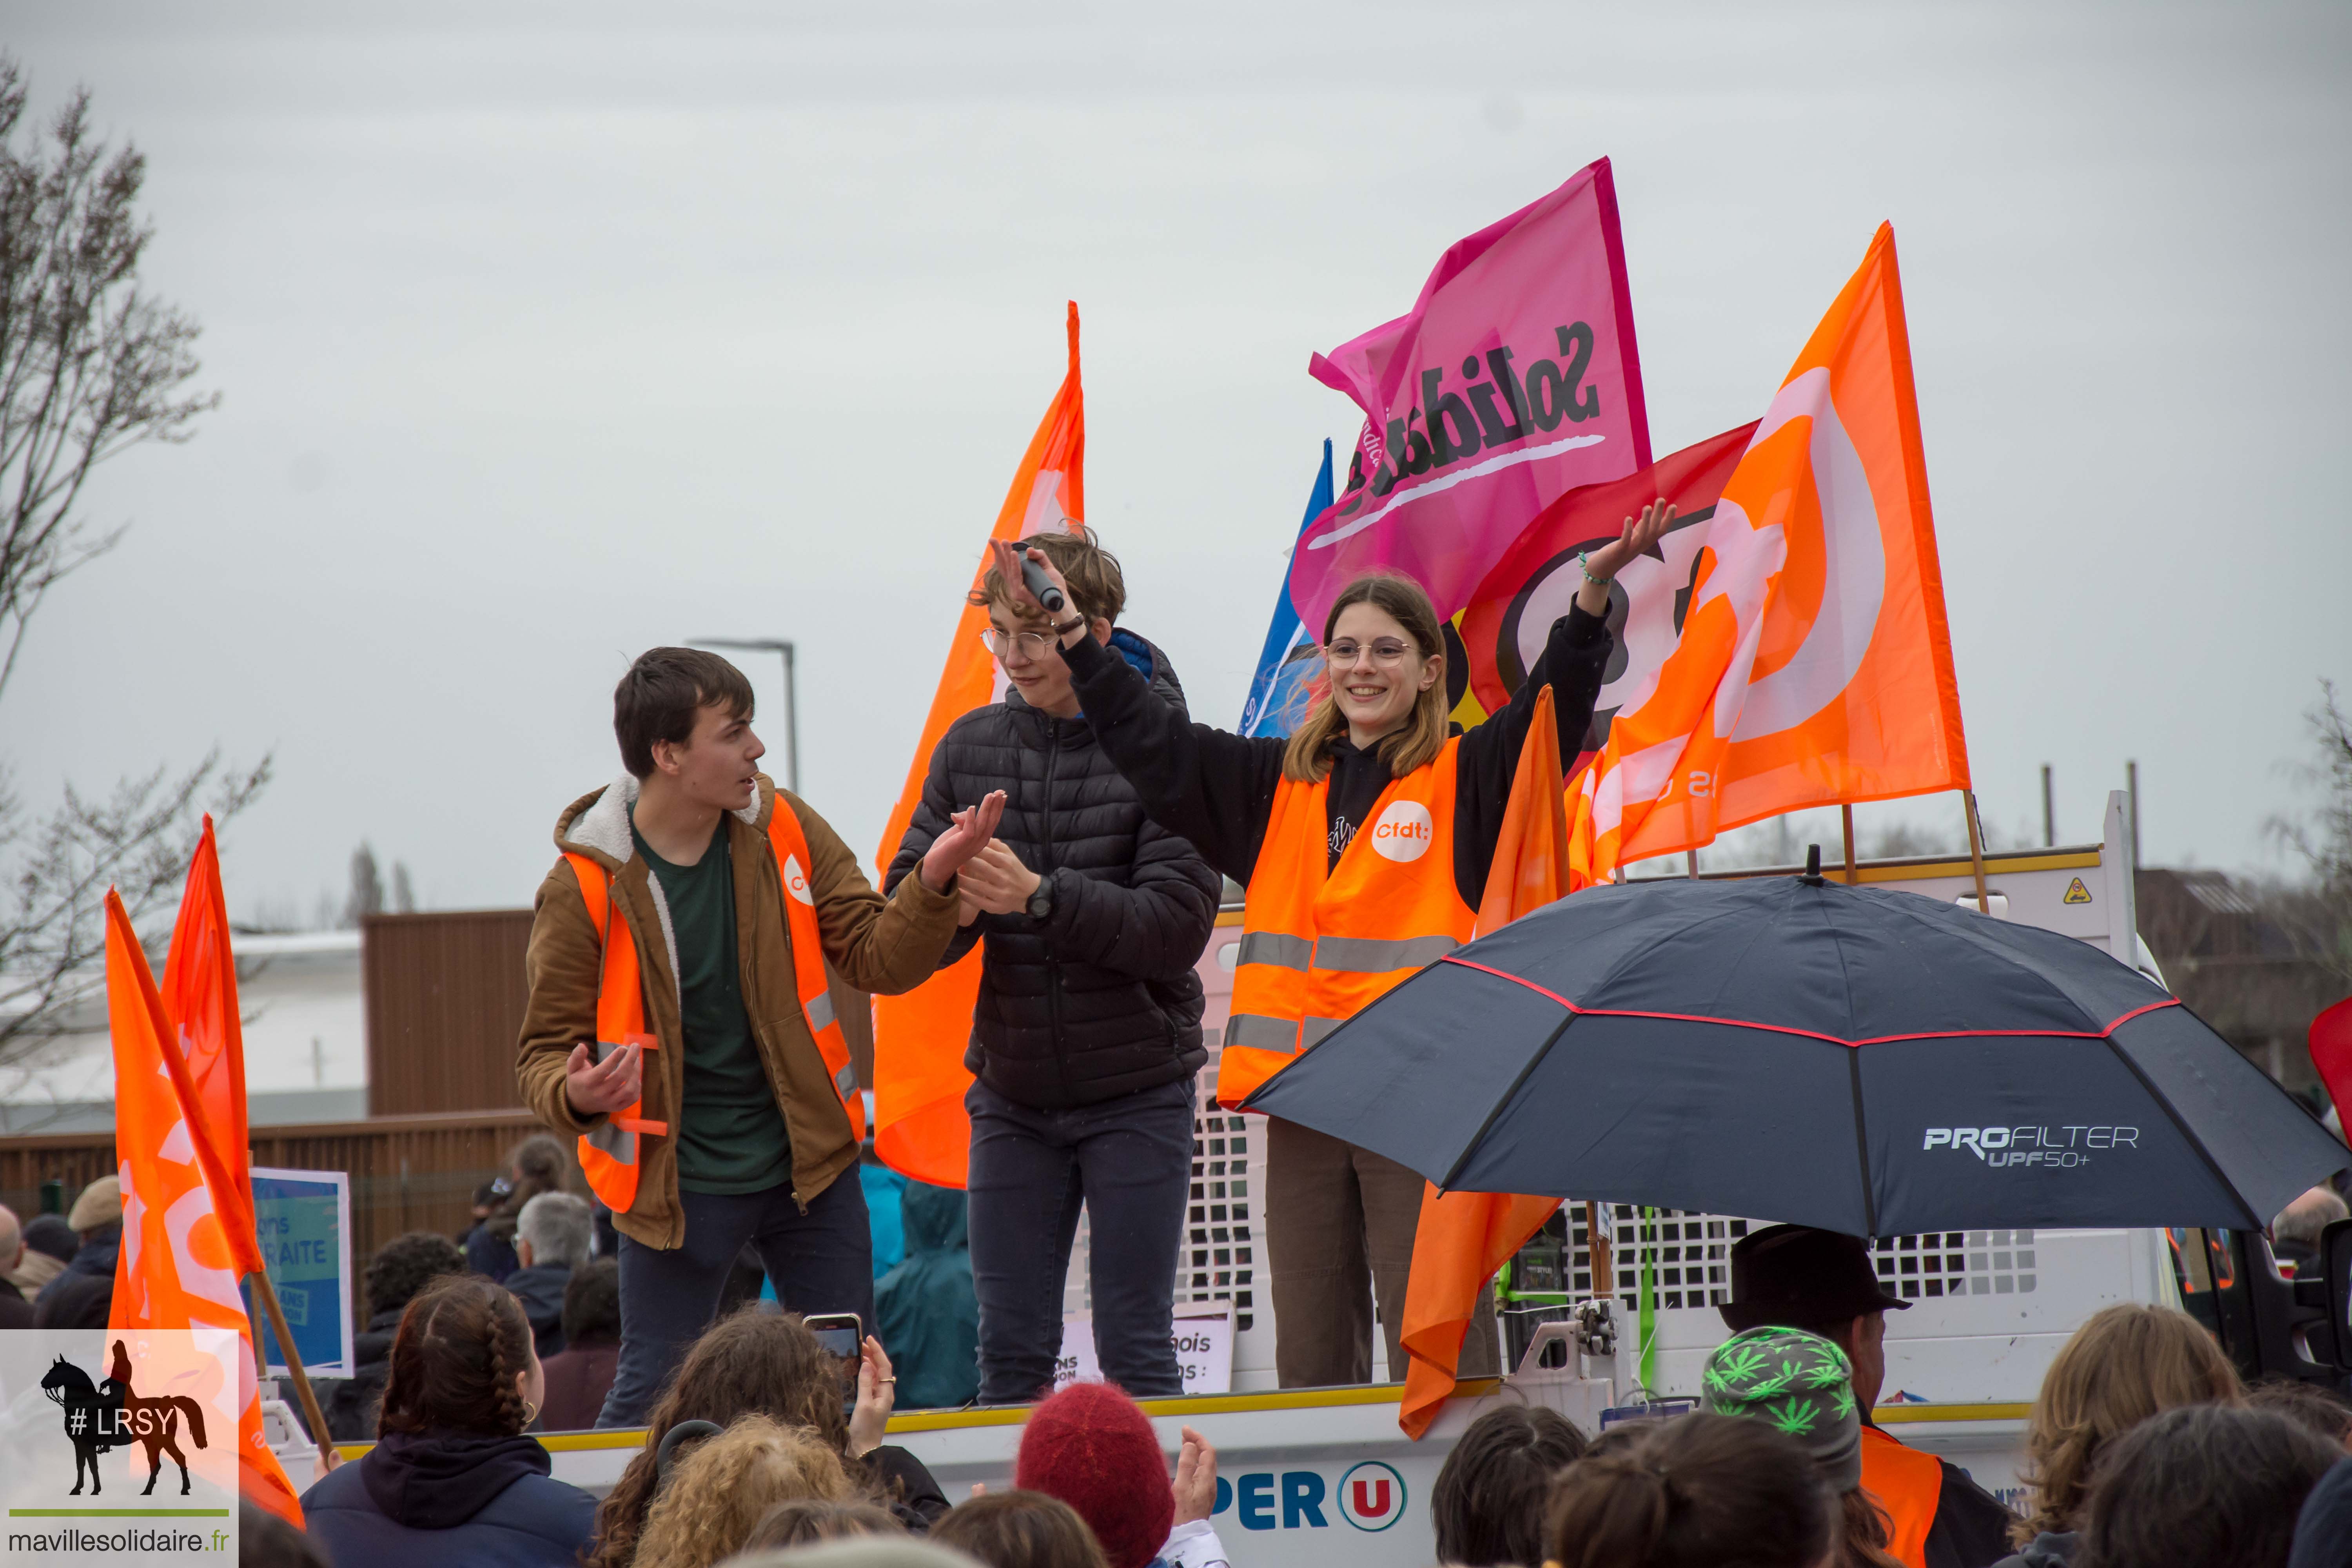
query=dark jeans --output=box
[966,1075,1196,1403]
[597,1172,874,1427]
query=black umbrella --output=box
[1242,864,2347,1236]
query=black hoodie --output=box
[305,1428,597,1568]
[886,628,1220,1110]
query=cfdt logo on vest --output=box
[1369,801,1434,863]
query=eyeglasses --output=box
[979,628,1061,661]
[1323,638,1415,668]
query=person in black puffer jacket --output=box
[887,527,1218,1402]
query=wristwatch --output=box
[1026,873,1055,920]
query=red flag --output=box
[1453,423,1759,748]
[1395,688,1568,1438]
[107,890,304,1523]
[2312,997,2352,1134]
[872,305,1085,1187]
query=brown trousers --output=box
[1265,1115,1502,1388]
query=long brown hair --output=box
[2013,1303,2244,1543]
[1838,1486,1904,1568]
[1543,1414,1833,1568]
[587,1309,860,1568]
[376,1275,535,1439]
[1279,573,1449,784]
[632,1415,857,1568]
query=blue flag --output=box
[1238,439,1335,737]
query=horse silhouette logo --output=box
[38,1339,210,1496]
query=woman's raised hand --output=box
[1583,497,1678,583]
[848,1334,895,1457]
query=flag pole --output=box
[1840,805,1858,885]
[1961,790,1991,913]
[249,1267,335,1466]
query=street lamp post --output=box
[693,637,798,794]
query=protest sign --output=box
[1055,1303,1234,1396]
[241,1169,353,1380]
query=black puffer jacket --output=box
[887,630,1220,1109]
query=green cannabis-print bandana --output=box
[1700,1325,1863,1492]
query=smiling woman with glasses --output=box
[989,497,1675,1391]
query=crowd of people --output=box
[220,1275,2352,1568]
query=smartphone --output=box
[805,1312,862,1419]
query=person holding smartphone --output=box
[517,647,1005,1426]
[887,529,1221,1403]
[992,502,1672,1387]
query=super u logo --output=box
[1368,801,1434,863]
[1338,1460,1406,1531]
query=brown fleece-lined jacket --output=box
[516,772,960,1249]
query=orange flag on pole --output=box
[1395,686,1568,1438]
[873,304,1085,1188]
[160,818,263,1277]
[107,889,305,1523]
[1567,223,1969,887]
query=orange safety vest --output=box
[565,800,864,1214]
[1220,736,1475,1110]
[1859,1425,1943,1568]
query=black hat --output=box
[1718,1224,1911,1334]
[21,1214,77,1263]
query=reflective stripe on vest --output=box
[764,800,867,1144]
[565,792,865,1216]
[1219,737,1474,1110]
[564,860,663,1214]
[1858,1426,1942,1568]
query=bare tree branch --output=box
[0,56,219,704]
[0,751,271,1083]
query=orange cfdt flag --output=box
[1396,686,1568,1439]
[872,303,1085,1188]
[161,818,262,1276]
[105,891,304,1523]
[1566,224,1969,887]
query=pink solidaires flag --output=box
[1288,157,1651,632]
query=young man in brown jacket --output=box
[518,647,1003,1426]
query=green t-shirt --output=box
[633,813,793,1195]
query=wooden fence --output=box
[0,1109,575,1321]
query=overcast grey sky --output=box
[5,1,2347,920]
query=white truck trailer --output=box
[294,791,2352,1568]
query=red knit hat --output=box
[1014,1382,1174,1568]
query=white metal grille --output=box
[1523,1207,2037,1311]
[1180,1108,1257,1330]
[1876,1230,2038,1298]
